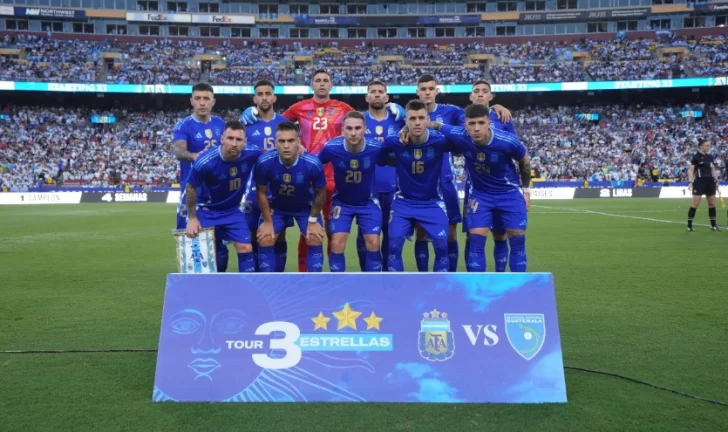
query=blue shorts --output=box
[197,208,251,244]
[389,197,449,241]
[465,189,528,232]
[176,187,188,230]
[441,178,462,225]
[262,209,324,235]
[329,199,382,235]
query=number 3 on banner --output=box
[251,322,302,370]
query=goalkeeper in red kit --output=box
[241,70,353,271]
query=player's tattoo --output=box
[173,139,196,162]
[519,156,532,188]
[311,186,326,218]
[185,184,197,219]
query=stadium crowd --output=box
[1,33,727,85]
[1,102,725,192]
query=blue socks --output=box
[356,230,367,272]
[448,240,459,272]
[307,245,324,272]
[388,236,406,272]
[493,239,509,272]
[274,241,287,272]
[467,234,486,272]
[216,246,229,273]
[509,235,527,272]
[257,246,275,272]
[329,252,345,272]
[415,240,429,272]
[366,250,382,272]
[237,252,256,273]
[432,239,449,272]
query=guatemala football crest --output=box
[504,314,546,361]
[418,309,455,362]
[205,129,213,139]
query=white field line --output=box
[531,205,713,228]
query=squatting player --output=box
[686,139,721,231]
[319,111,388,272]
[383,99,456,272]
[241,79,289,271]
[431,104,531,272]
[465,80,517,272]
[172,83,227,268]
[361,80,405,271]
[254,121,327,272]
[184,121,262,273]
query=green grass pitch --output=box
[1,199,726,431]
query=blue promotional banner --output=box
[153,273,567,403]
[3,77,725,96]
[15,7,86,19]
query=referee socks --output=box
[687,207,697,229]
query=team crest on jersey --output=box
[477,152,486,162]
[229,167,238,177]
[283,174,291,183]
[205,129,213,139]
[375,126,383,136]
[414,149,422,160]
[317,107,325,117]
[264,126,272,136]
[350,159,359,169]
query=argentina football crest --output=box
[174,228,217,274]
[418,309,455,362]
[504,314,546,361]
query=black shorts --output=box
[692,178,717,197]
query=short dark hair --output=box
[367,80,387,91]
[343,111,366,124]
[224,120,245,132]
[472,80,491,90]
[192,82,214,94]
[405,99,427,113]
[698,139,710,147]
[465,104,490,119]
[311,69,331,81]
[254,79,274,91]
[276,121,299,135]
[417,74,437,85]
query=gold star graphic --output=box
[311,312,331,331]
[363,312,383,331]
[332,303,362,330]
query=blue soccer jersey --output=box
[254,151,327,213]
[173,115,226,188]
[365,111,404,194]
[318,136,388,206]
[383,130,456,201]
[243,113,287,152]
[187,145,263,212]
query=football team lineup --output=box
[174,71,531,273]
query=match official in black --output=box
[687,139,721,231]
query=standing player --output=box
[430,104,531,272]
[319,111,388,272]
[172,83,227,269]
[241,80,289,271]
[413,74,464,272]
[687,139,721,231]
[383,100,456,272]
[184,121,261,273]
[362,80,405,271]
[254,121,327,272]
[465,80,516,272]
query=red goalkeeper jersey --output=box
[283,98,354,182]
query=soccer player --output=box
[430,104,531,272]
[687,139,721,231]
[413,74,464,272]
[254,121,327,272]
[241,79,289,271]
[319,111,388,272]
[172,83,227,268]
[465,80,516,272]
[362,80,405,271]
[383,99,456,272]
[184,121,262,273]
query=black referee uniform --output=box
[690,152,717,197]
